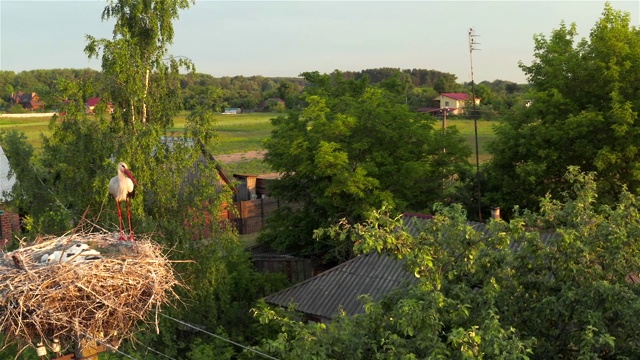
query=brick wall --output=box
[0,211,20,248]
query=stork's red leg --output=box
[126,199,134,241]
[115,200,126,240]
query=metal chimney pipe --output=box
[491,207,500,220]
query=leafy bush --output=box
[7,104,28,114]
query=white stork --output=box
[109,162,138,240]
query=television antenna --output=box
[469,27,482,221]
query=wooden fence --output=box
[231,198,281,234]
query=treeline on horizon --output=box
[0,67,528,117]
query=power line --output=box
[79,333,140,360]
[144,345,178,360]
[160,314,279,360]
[101,344,139,360]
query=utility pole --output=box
[442,107,448,153]
[469,27,482,221]
[442,107,447,131]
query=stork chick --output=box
[108,162,138,240]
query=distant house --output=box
[433,93,480,115]
[9,91,45,111]
[85,97,114,114]
[222,107,242,115]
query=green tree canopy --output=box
[259,71,471,260]
[485,3,640,214]
[254,168,640,359]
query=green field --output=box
[447,119,496,163]
[0,116,52,149]
[172,112,276,155]
[0,113,497,174]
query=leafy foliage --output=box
[486,3,640,215]
[0,1,291,359]
[254,168,640,359]
[259,71,472,260]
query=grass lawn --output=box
[447,119,496,163]
[0,116,53,149]
[0,113,497,171]
[172,112,277,155]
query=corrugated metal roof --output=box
[264,214,564,321]
[264,252,417,320]
[402,212,432,236]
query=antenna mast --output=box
[469,28,482,221]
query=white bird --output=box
[108,162,138,241]
[47,251,62,264]
[70,243,89,252]
[61,251,77,263]
[40,254,49,263]
[80,249,101,257]
[57,244,90,263]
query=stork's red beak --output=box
[123,168,138,186]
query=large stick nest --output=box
[0,232,181,352]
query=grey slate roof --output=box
[264,252,417,320]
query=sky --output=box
[1,0,639,84]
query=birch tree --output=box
[85,0,194,126]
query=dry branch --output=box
[0,232,181,353]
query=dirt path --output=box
[214,150,266,163]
